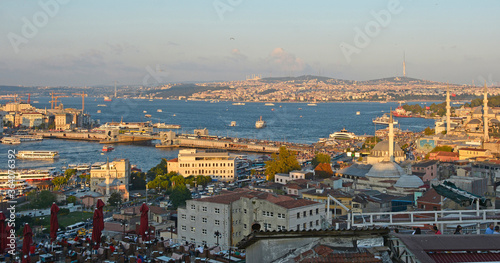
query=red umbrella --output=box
[50,203,59,242]
[92,199,105,249]
[140,203,149,241]
[22,223,32,263]
[0,212,6,253]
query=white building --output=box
[178,189,324,248]
[90,159,131,201]
[274,170,311,185]
[167,149,236,182]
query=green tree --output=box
[52,176,68,187]
[424,127,435,135]
[108,192,122,207]
[67,195,77,204]
[311,152,331,167]
[28,190,56,209]
[130,172,147,190]
[65,169,77,178]
[265,146,301,181]
[195,175,212,187]
[169,185,192,208]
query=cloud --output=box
[269,47,305,72]
[228,48,247,61]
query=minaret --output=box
[484,82,489,142]
[389,109,394,162]
[403,52,406,77]
[446,84,451,133]
[106,158,110,196]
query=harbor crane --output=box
[72,91,88,112]
[49,92,68,109]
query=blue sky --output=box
[0,0,499,86]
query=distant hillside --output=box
[260,75,353,84]
[151,84,230,97]
[358,76,443,85]
[259,75,452,86]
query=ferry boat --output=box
[157,109,162,112]
[104,96,112,102]
[232,102,245,106]
[307,103,317,106]
[14,135,43,142]
[145,114,152,118]
[102,145,114,152]
[255,116,266,129]
[76,163,91,171]
[356,111,361,115]
[15,151,59,160]
[392,105,411,118]
[372,114,398,125]
[329,128,355,140]
[153,123,181,129]
[97,110,101,113]
[0,168,57,181]
[1,137,21,145]
[143,110,148,113]
[265,103,275,106]
[230,121,237,127]
[97,104,107,107]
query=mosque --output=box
[338,113,425,196]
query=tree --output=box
[65,169,77,178]
[311,152,331,168]
[52,176,68,187]
[424,127,435,135]
[314,163,333,178]
[67,195,77,204]
[108,192,122,207]
[28,190,56,209]
[130,172,147,190]
[195,175,212,187]
[169,185,192,209]
[265,146,301,181]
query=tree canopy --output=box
[265,146,301,181]
[28,190,56,209]
[311,152,331,168]
[169,184,192,209]
[108,192,122,207]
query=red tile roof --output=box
[417,188,441,205]
[167,158,178,162]
[275,199,318,209]
[195,189,294,205]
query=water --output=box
[0,97,436,171]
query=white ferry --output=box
[1,137,21,145]
[0,168,57,182]
[15,151,59,160]
[157,109,163,112]
[232,102,245,106]
[255,116,266,129]
[264,103,275,106]
[329,128,356,140]
[372,114,398,125]
[14,135,43,142]
[153,123,181,129]
[230,121,237,127]
[307,103,317,106]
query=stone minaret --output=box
[446,85,451,133]
[484,82,489,142]
[105,158,110,196]
[389,110,394,162]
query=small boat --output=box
[157,109,162,112]
[104,96,112,102]
[230,121,237,127]
[97,104,107,107]
[97,110,101,113]
[32,100,39,103]
[265,103,275,106]
[255,116,266,129]
[307,103,317,106]
[172,114,176,117]
[356,111,360,115]
[145,114,152,118]
[232,102,245,106]
[271,108,275,111]
[143,110,147,113]
[102,145,114,152]
[149,99,154,101]
[298,108,302,110]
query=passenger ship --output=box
[15,151,59,160]
[0,168,57,181]
[329,128,356,140]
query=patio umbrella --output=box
[91,208,102,249]
[140,203,149,241]
[0,212,6,253]
[22,223,32,263]
[50,203,59,242]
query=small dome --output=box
[491,119,500,125]
[372,140,402,152]
[466,119,481,125]
[365,161,406,178]
[394,174,424,188]
[473,107,494,115]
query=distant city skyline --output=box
[1,0,499,86]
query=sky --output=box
[0,0,499,86]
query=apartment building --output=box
[167,149,236,181]
[177,189,324,248]
[90,159,131,201]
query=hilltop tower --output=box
[446,84,451,133]
[403,52,406,78]
[483,82,489,142]
[389,110,394,162]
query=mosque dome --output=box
[370,140,404,157]
[394,174,424,188]
[466,119,481,125]
[365,161,406,178]
[473,107,494,115]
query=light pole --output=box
[120,219,128,237]
[214,230,221,246]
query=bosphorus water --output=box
[0,97,436,171]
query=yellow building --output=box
[167,149,236,182]
[458,147,492,160]
[301,189,352,217]
[90,159,130,201]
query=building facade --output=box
[90,159,130,201]
[168,149,236,182]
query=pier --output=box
[34,130,314,154]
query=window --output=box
[244,209,247,214]
[191,216,196,221]
[262,211,266,216]
[303,211,306,217]
[202,229,207,235]
[202,241,207,246]
[310,221,313,227]
[309,210,313,216]
[303,223,307,229]
[202,218,207,223]
[244,224,247,229]
[202,206,207,212]
[297,224,300,230]
[215,220,220,226]
[181,214,186,220]
[215,208,220,214]
[297,212,300,219]
[191,227,195,232]
[181,226,186,231]
[316,220,319,226]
